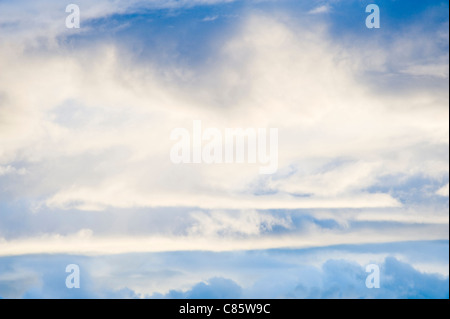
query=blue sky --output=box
[0,0,448,298]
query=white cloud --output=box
[44,185,400,210]
[3,15,424,211]
[0,165,27,176]
[401,63,449,78]
[0,10,448,255]
[0,222,447,256]
[203,15,219,22]
[436,184,449,197]
[308,5,330,14]
[188,210,292,236]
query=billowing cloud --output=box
[153,277,243,299]
[1,13,446,213]
[1,249,448,299]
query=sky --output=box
[0,0,448,299]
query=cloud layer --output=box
[1,241,448,299]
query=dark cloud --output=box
[0,250,447,299]
[276,257,449,299]
[148,256,449,299]
[152,277,242,299]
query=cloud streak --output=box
[1,223,447,256]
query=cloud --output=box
[153,277,242,299]
[1,241,448,298]
[1,222,447,256]
[187,210,292,236]
[168,257,450,299]
[203,15,219,22]
[0,267,39,298]
[296,256,449,299]
[308,5,330,15]
[44,188,401,211]
[0,165,27,176]
[2,12,446,215]
[436,184,449,197]
[401,63,449,78]
[0,0,238,40]
[0,1,447,300]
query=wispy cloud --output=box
[308,5,330,14]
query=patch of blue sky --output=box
[59,1,446,61]
[0,202,194,240]
[366,173,449,205]
[308,0,449,38]
[62,2,244,67]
